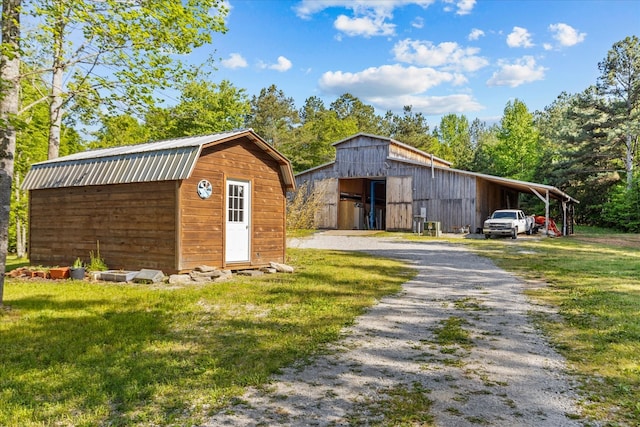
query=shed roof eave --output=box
[294,161,336,178]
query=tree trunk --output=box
[15,174,25,258]
[626,133,634,190]
[0,0,21,305]
[48,65,64,160]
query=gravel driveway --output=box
[205,232,583,426]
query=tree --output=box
[545,88,620,224]
[384,105,436,152]
[433,114,473,169]
[299,95,326,124]
[91,114,149,149]
[12,72,50,259]
[491,99,541,181]
[284,108,358,173]
[469,118,499,174]
[0,0,21,305]
[21,0,229,159]
[329,93,381,134]
[164,80,249,138]
[602,173,640,232]
[597,35,640,189]
[246,84,299,149]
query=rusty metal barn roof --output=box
[22,129,296,190]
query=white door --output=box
[225,179,250,263]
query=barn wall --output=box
[400,166,478,232]
[29,181,178,271]
[178,136,287,271]
[295,136,482,233]
[335,136,390,177]
[386,176,413,230]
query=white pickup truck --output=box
[483,209,535,239]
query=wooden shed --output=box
[295,133,578,234]
[22,129,295,273]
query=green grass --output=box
[0,249,414,427]
[348,382,434,426]
[463,230,640,425]
[5,255,29,271]
[433,316,472,348]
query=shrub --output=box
[286,181,326,230]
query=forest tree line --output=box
[7,34,640,256]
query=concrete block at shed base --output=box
[100,270,137,282]
[133,269,164,283]
[270,262,294,273]
[169,274,192,285]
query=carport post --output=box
[530,187,550,235]
[545,190,549,234]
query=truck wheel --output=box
[511,228,517,239]
[484,234,490,239]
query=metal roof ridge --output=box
[32,129,252,166]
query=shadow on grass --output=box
[0,250,411,426]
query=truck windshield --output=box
[492,212,516,219]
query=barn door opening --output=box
[225,179,250,263]
[337,178,386,230]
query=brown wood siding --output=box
[178,136,287,271]
[28,181,178,271]
[335,142,389,177]
[314,178,338,229]
[414,168,478,232]
[388,142,450,167]
[386,176,413,230]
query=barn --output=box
[22,129,295,273]
[295,133,578,235]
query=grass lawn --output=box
[0,249,413,426]
[2,228,639,426]
[462,228,640,426]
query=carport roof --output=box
[387,155,578,203]
[22,129,296,191]
[451,167,578,204]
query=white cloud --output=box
[334,14,395,37]
[468,28,485,41]
[443,0,476,15]
[221,53,247,69]
[506,26,534,48]
[259,56,293,72]
[294,0,472,38]
[392,39,489,72]
[412,16,424,29]
[370,93,483,114]
[318,66,484,114]
[319,64,456,97]
[486,56,546,87]
[294,0,436,19]
[270,56,293,72]
[548,23,586,47]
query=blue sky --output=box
[199,0,638,124]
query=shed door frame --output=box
[225,178,251,263]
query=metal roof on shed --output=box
[22,129,296,190]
